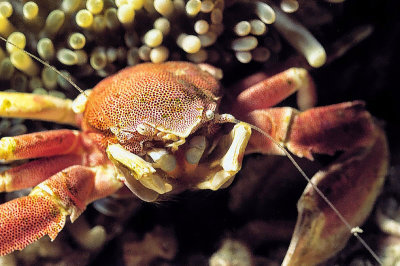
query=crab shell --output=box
[81,62,223,154]
[73,61,250,200]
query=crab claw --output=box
[0,193,67,255]
[0,164,122,255]
[239,101,389,264]
[196,122,251,190]
[282,128,388,265]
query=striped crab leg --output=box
[0,129,81,161]
[0,87,124,256]
[283,127,388,265]
[0,129,86,192]
[0,91,89,192]
[1,154,84,192]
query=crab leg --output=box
[230,67,316,112]
[0,92,77,126]
[0,164,123,256]
[0,154,83,192]
[0,129,81,161]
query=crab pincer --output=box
[230,71,388,264]
[0,163,122,255]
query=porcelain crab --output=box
[0,61,388,265]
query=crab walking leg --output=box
[0,164,123,256]
[0,92,77,126]
[233,68,316,112]
[282,129,388,266]
[0,129,81,161]
[0,154,84,192]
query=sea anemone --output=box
[0,0,336,96]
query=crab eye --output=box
[136,123,155,136]
[136,124,147,134]
[205,110,215,120]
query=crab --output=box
[0,61,388,265]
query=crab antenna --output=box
[0,36,87,97]
[215,113,382,265]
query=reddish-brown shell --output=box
[82,62,221,152]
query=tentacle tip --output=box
[307,48,327,68]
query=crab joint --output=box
[0,137,17,161]
[166,137,186,151]
[136,123,156,136]
[214,113,237,124]
[72,89,92,113]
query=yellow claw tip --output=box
[0,137,17,161]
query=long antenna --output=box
[0,36,88,98]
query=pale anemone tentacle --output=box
[272,4,327,67]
